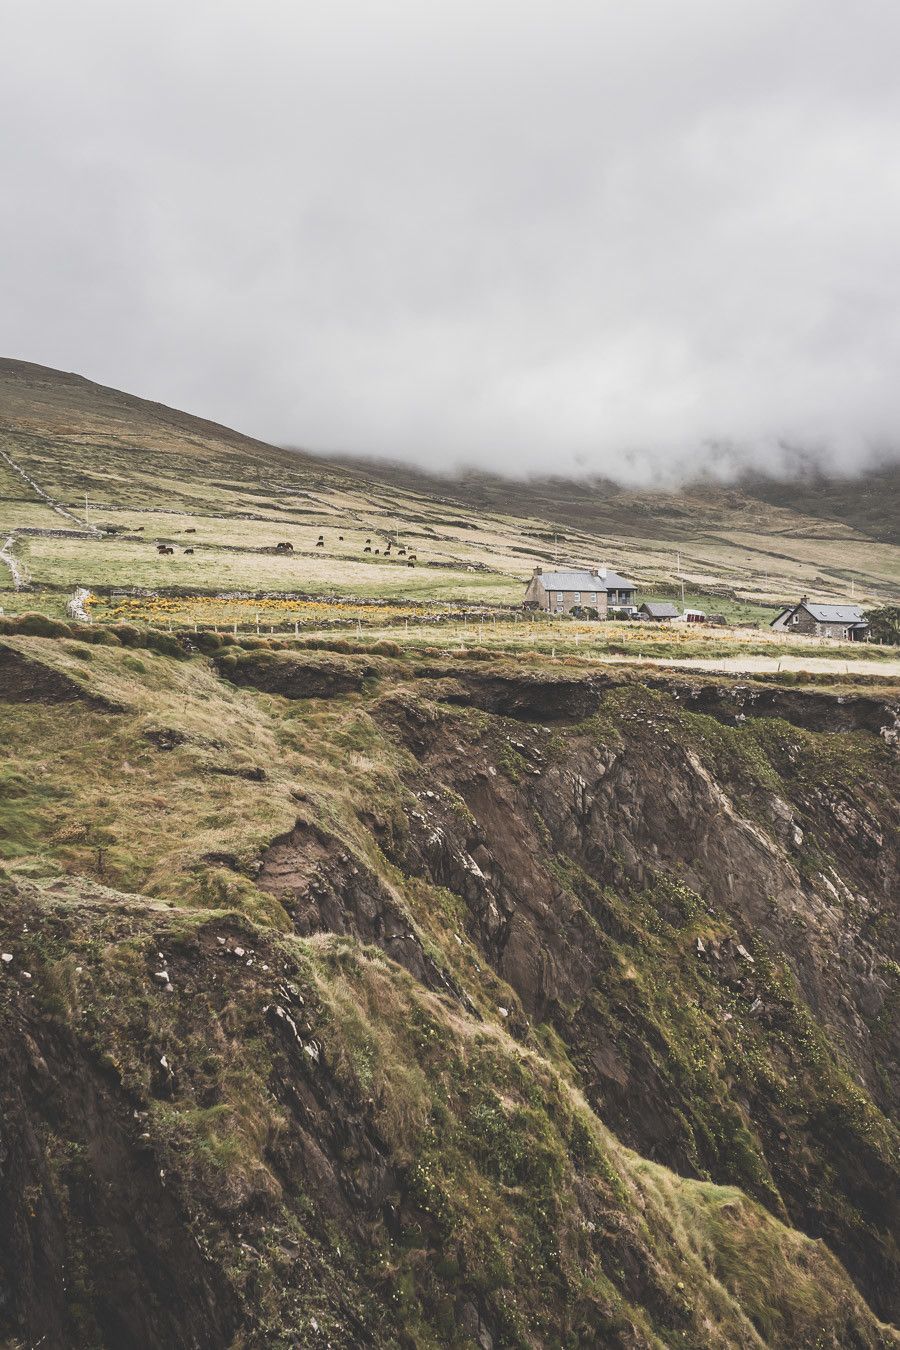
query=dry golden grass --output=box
[3,358,897,620]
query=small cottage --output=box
[524,565,636,616]
[771,597,868,641]
[638,601,679,621]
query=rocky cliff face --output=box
[369,673,899,1320]
[0,637,897,1347]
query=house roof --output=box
[536,568,635,592]
[536,570,602,591]
[640,602,679,618]
[602,570,636,590]
[771,601,868,627]
[803,603,866,624]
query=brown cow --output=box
[184,548,194,554]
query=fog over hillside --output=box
[3,1,900,483]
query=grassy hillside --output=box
[2,359,898,628]
[0,629,898,1345]
[1,361,898,1344]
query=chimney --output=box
[590,567,599,576]
[535,565,542,576]
[597,565,607,580]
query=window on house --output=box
[792,613,799,624]
[557,592,564,602]
[574,592,581,604]
[590,592,597,604]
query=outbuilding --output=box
[638,601,679,621]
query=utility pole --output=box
[85,493,89,526]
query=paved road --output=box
[601,653,900,678]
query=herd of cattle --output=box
[154,531,417,565]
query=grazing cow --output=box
[365,537,371,544]
[275,541,294,553]
[407,559,415,567]
[156,544,167,553]
[374,548,381,555]
[398,546,406,556]
[338,534,344,541]
[184,548,194,554]
[363,545,371,553]
[185,527,197,533]
[316,538,324,548]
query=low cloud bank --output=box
[2,1,899,485]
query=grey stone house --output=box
[770,598,869,641]
[523,566,636,616]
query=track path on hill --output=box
[0,534,26,589]
[0,447,100,532]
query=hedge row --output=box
[0,613,409,661]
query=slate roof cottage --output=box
[524,566,636,616]
[770,597,869,641]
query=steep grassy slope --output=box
[0,632,897,1346]
[2,358,899,616]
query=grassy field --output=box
[1,358,898,632]
[280,616,900,666]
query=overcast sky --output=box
[2,1,899,483]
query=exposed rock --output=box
[144,726,188,750]
[0,642,123,711]
[256,819,475,1011]
[214,650,381,699]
